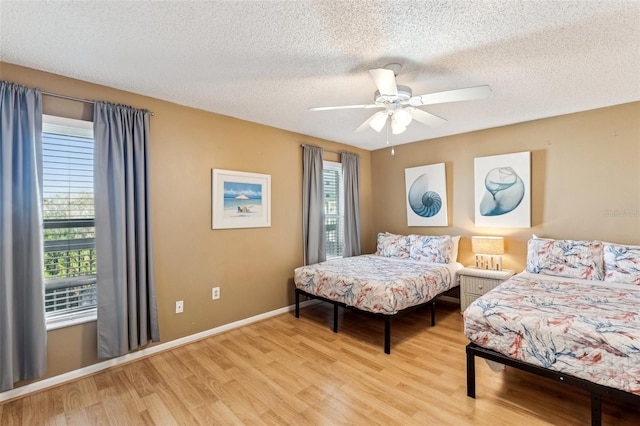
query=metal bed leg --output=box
[384,316,391,354]
[591,393,602,426]
[295,289,300,318]
[466,346,476,398]
[431,300,436,326]
[333,304,339,333]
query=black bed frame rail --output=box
[295,287,438,354]
[466,342,640,426]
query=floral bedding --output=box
[526,238,604,280]
[604,243,640,285]
[464,273,640,395]
[294,255,459,315]
[375,232,455,264]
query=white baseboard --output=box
[0,299,319,403]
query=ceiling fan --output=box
[309,64,491,135]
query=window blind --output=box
[323,161,344,258]
[42,118,97,319]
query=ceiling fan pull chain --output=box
[386,116,390,145]
[386,115,395,156]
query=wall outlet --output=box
[212,287,220,300]
[175,300,184,313]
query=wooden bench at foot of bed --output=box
[466,343,640,426]
[294,287,440,354]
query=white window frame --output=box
[42,114,97,330]
[323,161,344,259]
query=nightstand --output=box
[458,267,515,313]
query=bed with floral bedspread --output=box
[464,237,640,425]
[294,233,461,354]
[465,273,640,394]
[295,254,458,315]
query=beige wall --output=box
[0,62,375,384]
[371,102,640,271]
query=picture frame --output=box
[405,163,448,227]
[212,169,271,229]
[474,151,531,228]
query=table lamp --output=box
[471,236,504,270]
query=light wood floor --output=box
[2,300,640,425]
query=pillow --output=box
[603,243,640,285]
[376,232,411,258]
[526,238,604,280]
[409,234,452,264]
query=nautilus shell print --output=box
[479,166,525,216]
[408,173,442,217]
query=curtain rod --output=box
[42,91,155,116]
[300,144,342,155]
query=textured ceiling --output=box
[1,1,639,151]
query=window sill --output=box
[46,308,97,331]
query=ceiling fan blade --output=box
[354,114,375,133]
[405,107,447,127]
[409,85,492,107]
[309,103,380,111]
[354,111,387,133]
[369,68,398,96]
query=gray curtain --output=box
[302,145,325,265]
[0,81,47,391]
[341,152,361,257]
[94,101,159,359]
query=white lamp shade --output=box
[391,118,406,134]
[369,111,388,132]
[393,107,412,127]
[471,236,504,255]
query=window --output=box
[42,115,96,329]
[323,161,344,259]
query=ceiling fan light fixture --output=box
[391,118,406,135]
[309,66,490,142]
[369,111,388,132]
[393,107,412,127]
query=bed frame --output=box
[466,342,640,426]
[295,287,451,354]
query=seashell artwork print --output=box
[474,151,531,228]
[479,166,525,216]
[408,174,442,217]
[405,163,448,226]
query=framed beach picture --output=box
[405,163,448,227]
[474,151,531,228]
[212,169,271,229]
